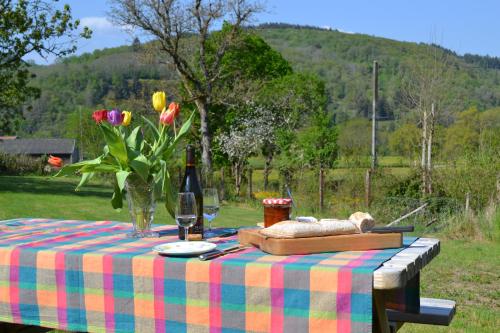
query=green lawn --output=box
[399,239,499,332]
[0,176,498,332]
[0,176,262,227]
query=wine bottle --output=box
[178,145,204,240]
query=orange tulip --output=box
[48,155,63,168]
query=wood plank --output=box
[373,267,407,290]
[374,238,439,289]
[238,229,402,255]
[387,298,456,326]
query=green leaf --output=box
[54,156,102,177]
[126,125,143,151]
[111,180,123,210]
[163,169,176,219]
[75,172,94,191]
[154,160,166,198]
[161,112,194,159]
[99,124,128,166]
[153,134,171,159]
[176,111,194,139]
[79,163,119,173]
[141,116,160,140]
[116,170,130,192]
[130,154,150,181]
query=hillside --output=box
[20,24,500,137]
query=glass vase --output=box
[125,175,159,238]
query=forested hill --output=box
[22,24,500,137]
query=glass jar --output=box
[263,198,292,227]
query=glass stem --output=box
[184,227,189,242]
[208,219,212,231]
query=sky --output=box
[26,0,500,64]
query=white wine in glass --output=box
[203,188,219,237]
[175,192,197,242]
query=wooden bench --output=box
[387,297,456,332]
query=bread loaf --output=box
[348,212,376,233]
[260,219,358,238]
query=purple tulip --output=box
[107,109,123,126]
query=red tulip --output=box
[167,102,180,117]
[92,109,108,123]
[159,110,175,125]
[48,155,63,168]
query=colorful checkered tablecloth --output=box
[0,219,412,333]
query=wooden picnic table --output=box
[0,219,454,333]
[372,237,455,332]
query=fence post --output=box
[365,169,372,207]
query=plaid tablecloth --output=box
[0,218,412,333]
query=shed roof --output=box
[0,138,76,155]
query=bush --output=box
[434,153,500,210]
[437,203,500,241]
[0,153,47,175]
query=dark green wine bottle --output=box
[178,145,204,240]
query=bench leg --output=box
[373,289,390,333]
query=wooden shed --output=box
[0,138,79,164]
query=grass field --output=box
[0,176,498,332]
[0,176,262,227]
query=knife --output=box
[199,244,247,261]
[370,226,414,233]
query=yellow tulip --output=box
[152,91,166,112]
[122,111,132,126]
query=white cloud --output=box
[337,28,355,34]
[80,16,115,32]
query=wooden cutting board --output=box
[238,228,402,255]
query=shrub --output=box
[438,203,500,241]
[434,153,500,210]
[0,152,47,175]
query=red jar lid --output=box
[263,198,292,206]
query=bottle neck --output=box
[186,145,195,167]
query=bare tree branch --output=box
[109,0,262,173]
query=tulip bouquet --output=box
[56,92,192,237]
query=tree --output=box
[0,0,91,133]
[300,109,338,211]
[256,73,327,189]
[337,118,371,165]
[443,106,500,158]
[132,37,141,52]
[110,0,262,175]
[389,123,420,161]
[207,29,292,174]
[216,106,273,196]
[400,46,452,194]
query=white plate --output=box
[152,241,217,256]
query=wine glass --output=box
[175,192,197,242]
[203,188,220,237]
